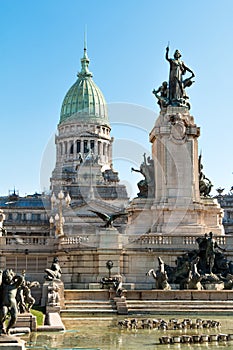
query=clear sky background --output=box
[1,0,233,198]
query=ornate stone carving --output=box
[169,113,187,144]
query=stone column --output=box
[108,142,112,164]
[100,142,103,163]
[80,139,84,154]
[94,140,98,157]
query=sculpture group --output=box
[147,233,231,291]
[153,46,195,109]
[0,268,40,335]
[0,257,63,335]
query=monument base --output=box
[0,335,25,350]
[14,313,37,332]
[127,197,224,236]
[41,280,64,308]
[150,197,224,236]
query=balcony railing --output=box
[0,234,231,252]
[0,236,54,252]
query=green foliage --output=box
[31,307,45,326]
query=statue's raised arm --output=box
[163,46,195,108]
[165,46,170,62]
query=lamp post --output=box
[50,190,71,237]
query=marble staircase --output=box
[62,299,117,315]
[61,289,233,316]
[126,300,233,315]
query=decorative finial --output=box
[84,25,87,52]
[78,28,92,78]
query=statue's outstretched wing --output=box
[89,210,110,222]
[110,212,128,221]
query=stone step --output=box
[127,305,233,310]
[64,299,117,313]
[64,301,115,305]
[126,300,233,313]
[61,299,233,315]
[127,300,233,304]
[62,309,118,314]
[65,300,113,304]
[65,305,116,310]
[127,300,233,307]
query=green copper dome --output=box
[59,48,109,125]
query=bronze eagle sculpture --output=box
[89,210,127,228]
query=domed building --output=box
[0,45,129,289]
[50,45,129,235]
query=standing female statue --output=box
[165,46,195,105]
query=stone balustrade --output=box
[58,235,97,250]
[0,234,231,253]
[127,234,229,250]
[0,236,54,252]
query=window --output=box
[84,140,89,154]
[90,140,95,151]
[76,140,81,153]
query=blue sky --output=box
[1,0,233,198]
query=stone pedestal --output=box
[14,313,37,332]
[98,228,126,249]
[135,105,224,236]
[113,296,128,315]
[149,198,224,236]
[150,107,200,203]
[41,280,64,308]
[97,228,126,283]
[44,312,65,331]
[0,335,25,350]
[126,198,154,235]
